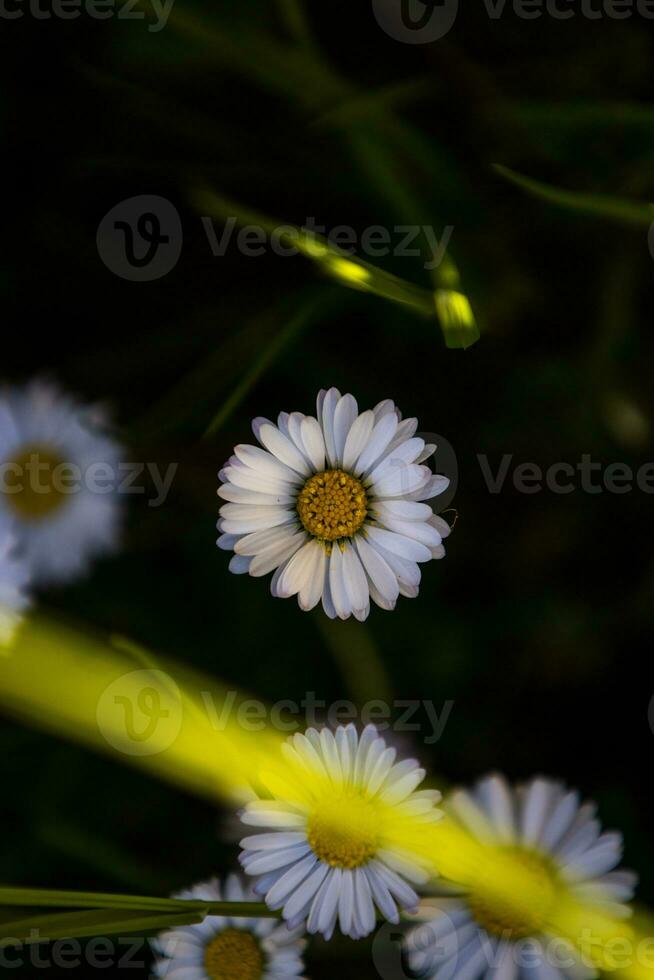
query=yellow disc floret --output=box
[4,444,70,521]
[204,929,264,980]
[307,795,379,869]
[467,847,559,941]
[297,469,367,542]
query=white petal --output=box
[218,484,296,506]
[365,526,432,563]
[328,545,352,620]
[377,517,442,549]
[249,531,306,577]
[228,555,252,574]
[412,473,451,501]
[276,539,323,598]
[265,853,318,909]
[300,417,326,472]
[354,536,399,603]
[297,541,327,611]
[372,500,433,522]
[338,869,355,937]
[342,410,375,471]
[257,423,311,477]
[235,524,299,557]
[320,388,341,468]
[371,463,431,499]
[341,541,369,615]
[355,413,398,476]
[367,437,426,483]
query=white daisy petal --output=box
[337,869,355,936]
[355,412,399,476]
[376,517,443,549]
[354,536,399,604]
[372,499,433,522]
[300,416,326,472]
[367,437,426,483]
[332,394,358,467]
[275,539,324,598]
[234,444,303,486]
[365,525,432,563]
[328,545,352,620]
[371,463,431,499]
[412,473,451,501]
[257,423,311,477]
[341,541,369,616]
[297,540,327,611]
[342,410,375,471]
[228,554,252,574]
[320,387,341,468]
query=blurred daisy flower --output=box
[406,774,637,980]
[0,513,30,647]
[217,387,451,619]
[0,380,123,585]
[151,873,306,980]
[239,724,442,940]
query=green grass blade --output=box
[202,291,334,438]
[0,908,206,947]
[494,163,653,227]
[0,888,203,911]
[193,188,437,321]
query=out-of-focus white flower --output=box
[0,512,30,647]
[151,874,306,980]
[0,380,123,585]
[406,774,637,980]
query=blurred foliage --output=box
[2,0,654,975]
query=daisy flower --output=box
[0,513,30,646]
[0,380,123,585]
[239,724,443,940]
[406,774,637,980]
[217,387,451,620]
[151,874,306,980]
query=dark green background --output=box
[2,1,654,975]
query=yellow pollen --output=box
[4,444,70,521]
[203,929,264,980]
[297,469,368,542]
[467,847,559,941]
[307,796,379,869]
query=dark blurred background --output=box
[2,0,654,975]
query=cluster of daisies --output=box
[1,383,454,639]
[0,380,123,644]
[154,724,636,980]
[217,387,451,620]
[0,383,637,978]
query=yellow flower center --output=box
[297,469,367,542]
[203,929,264,980]
[3,444,70,521]
[307,795,379,869]
[467,847,559,941]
